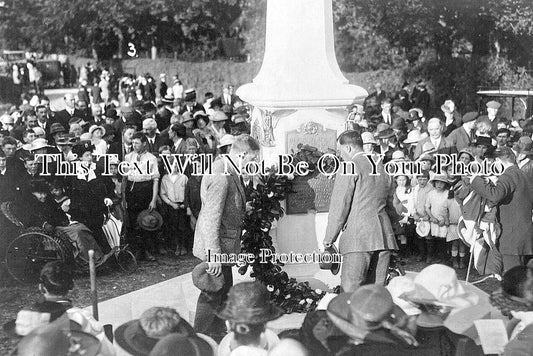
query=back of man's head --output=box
[337,130,363,148]
[230,134,260,154]
[496,146,516,164]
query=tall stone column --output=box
[237,0,367,283]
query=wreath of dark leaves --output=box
[238,144,338,313]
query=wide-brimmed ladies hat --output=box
[408,108,423,121]
[319,244,340,275]
[115,316,195,356]
[72,141,95,158]
[400,264,479,327]
[181,112,195,123]
[215,281,284,324]
[327,284,418,345]
[136,210,163,231]
[26,138,52,151]
[375,128,395,139]
[361,132,378,145]
[457,148,475,161]
[149,334,213,356]
[17,325,100,356]
[403,130,427,144]
[217,134,235,149]
[429,174,450,185]
[490,265,533,317]
[210,111,228,122]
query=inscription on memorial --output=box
[286,122,337,214]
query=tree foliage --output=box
[0,0,242,60]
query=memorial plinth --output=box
[237,0,367,281]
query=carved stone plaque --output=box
[286,122,337,214]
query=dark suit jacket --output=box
[471,165,533,255]
[178,103,204,115]
[170,138,188,155]
[146,134,168,155]
[446,126,473,152]
[413,136,456,159]
[53,109,84,129]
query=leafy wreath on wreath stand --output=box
[238,144,338,314]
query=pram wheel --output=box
[116,247,137,273]
[5,228,75,284]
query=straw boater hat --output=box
[319,244,340,275]
[216,282,284,324]
[327,284,418,346]
[136,210,163,231]
[400,264,479,328]
[490,266,533,318]
[88,125,105,136]
[361,131,378,145]
[161,93,175,105]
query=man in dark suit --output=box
[413,118,456,159]
[0,151,17,202]
[179,89,204,115]
[212,85,238,113]
[108,126,136,161]
[53,93,83,129]
[323,131,397,292]
[470,147,533,271]
[35,105,52,139]
[446,111,478,151]
[193,134,259,340]
[412,82,430,114]
[142,118,167,155]
[169,123,188,154]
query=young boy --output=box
[160,151,192,256]
[412,170,433,262]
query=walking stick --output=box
[465,246,474,285]
[88,249,99,320]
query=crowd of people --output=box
[2,70,533,355]
[0,67,250,265]
[5,260,533,355]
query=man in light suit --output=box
[323,130,397,293]
[413,118,456,159]
[470,147,533,271]
[193,134,259,339]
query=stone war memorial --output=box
[237,0,367,279]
